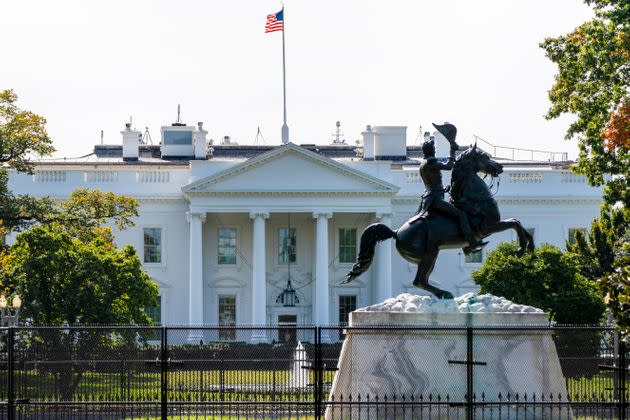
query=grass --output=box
[7,369,336,402]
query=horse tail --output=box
[343,223,397,284]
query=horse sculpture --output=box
[343,144,535,299]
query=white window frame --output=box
[217,226,240,266]
[333,287,363,325]
[524,225,537,244]
[277,226,298,265]
[217,294,238,341]
[337,227,358,266]
[142,226,166,267]
[566,226,587,246]
[463,249,483,266]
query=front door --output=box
[278,314,297,343]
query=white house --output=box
[7,119,603,332]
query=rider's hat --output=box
[432,122,457,144]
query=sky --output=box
[3,0,594,160]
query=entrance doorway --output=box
[278,314,297,343]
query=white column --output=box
[375,212,392,303]
[250,211,269,343]
[187,211,206,328]
[313,212,332,327]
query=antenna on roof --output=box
[172,104,186,126]
[129,116,133,128]
[100,130,104,145]
[142,127,153,145]
[331,121,346,144]
[254,126,266,145]
[414,125,423,145]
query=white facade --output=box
[7,122,603,328]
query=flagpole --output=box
[281,6,289,144]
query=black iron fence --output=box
[0,325,625,419]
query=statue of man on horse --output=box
[412,123,487,255]
[343,122,535,299]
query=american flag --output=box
[265,9,284,33]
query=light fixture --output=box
[0,294,21,326]
[277,277,299,307]
[277,213,299,307]
[12,295,21,309]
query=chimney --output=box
[122,122,142,161]
[432,130,451,158]
[373,126,407,161]
[361,125,375,161]
[193,121,208,159]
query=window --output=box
[218,295,236,341]
[218,228,237,265]
[278,228,296,264]
[338,295,357,340]
[339,228,357,264]
[465,250,483,264]
[163,131,192,145]
[143,228,162,264]
[338,295,357,326]
[145,296,161,325]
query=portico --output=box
[182,144,399,326]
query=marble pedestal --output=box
[326,310,569,419]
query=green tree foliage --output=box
[565,207,629,280]
[0,90,56,234]
[600,232,630,338]
[4,225,157,325]
[540,0,629,206]
[1,221,157,399]
[0,89,54,173]
[472,242,605,324]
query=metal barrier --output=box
[0,325,625,419]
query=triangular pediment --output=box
[183,143,398,195]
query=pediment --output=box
[183,143,398,195]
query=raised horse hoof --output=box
[516,247,526,257]
[438,291,454,300]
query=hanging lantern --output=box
[277,278,299,307]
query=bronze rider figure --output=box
[415,123,486,254]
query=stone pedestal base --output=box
[326,310,569,419]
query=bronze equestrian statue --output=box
[343,123,535,299]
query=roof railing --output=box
[473,135,568,162]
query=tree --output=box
[0,90,56,234]
[600,232,630,338]
[1,223,158,399]
[472,242,605,324]
[565,207,630,280]
[0,89,54,173]
[540,0,629,206]
[4,225,157,326]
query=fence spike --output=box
[437,394,441,402]
[498,392,502,401]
